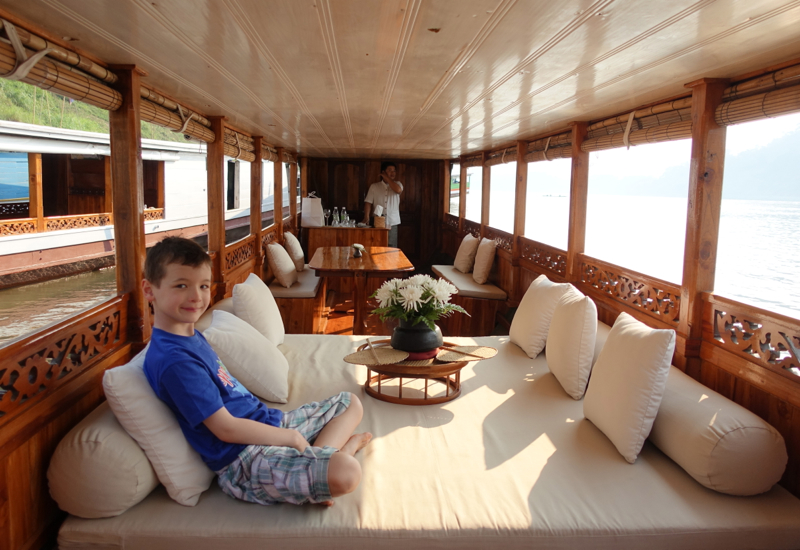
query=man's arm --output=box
[381,174,403,195]
[203,406,309,452]
[362,201,372,224]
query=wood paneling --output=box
[27,153,44,232]
[437,294,500,337]
[275,278,327,335]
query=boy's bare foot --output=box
[341,432,372,456]
[317,500,335,507]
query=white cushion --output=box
[233,273,285,345]
[432,265,507,300]
[546,287,597,400]
[266,242,299,288]
[202,310,289,403]
[649,366,787,495]
[453,233,479,273]
[103,346,214,506]
[472,238,497,285]
[48,402,159,518]
[283,232,305,272]
[509,274,572,358]
[269,265,322,299]
[194,297,234,333]
[583,312,676,463]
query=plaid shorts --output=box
[216,391,351,505]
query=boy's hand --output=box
[291,431,311,453]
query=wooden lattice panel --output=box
[520,237,566,276]
[0,295,127,421]
[707,295,800,380]
[45,214,112,231]
[580,257,680,325]
[443,214,459,232]
[484,227,512,253]
[144,208,164,221]
[225,235,256,271]
[0,218,36,236]
[261,229,278,250]
[0,201,29,218]
[463,219,480,238]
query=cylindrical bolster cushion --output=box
[48,401,159,518]
[649,366,787,495]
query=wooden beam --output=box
[251,137,264,274]
[442,160,451,216]
[108,65,146,342]
[289,160,298,229]
[102,155,113,214]
[566,121,589,283]
[156,160,165,209]
[512,141,528,301]
[300,157,308,198]
[207,117,227,298]
[274,147,284,237]
[679,78,728,379]
[27,153,44,232]
[458,158,467,233]
[481,151,490,238]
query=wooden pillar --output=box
[512,141,528,301]
[251,136,264,274]
[566,121,589,283]
[481,152,490,238]
[679,78,728,379]
[27,153,44,232]
[156,161,165,209]
[300,157,308,199]
[102,156,113,215]
[207,117,227,298]
[458,158,467,233]
[442,160,451,216]
[274,147,284,238]
[108,65,147,342]
[289,159,298,231]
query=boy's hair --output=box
[144,237,211,287]
[380,161,397,173]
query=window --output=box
[262,160,275,228]
[715,111,800,319]
[226,159,240,210]
[525,157,571,250]
[464,165,482,223]
[585,139,691,283]
[282,162,291,215]
[448,162,460,215]
[488,162,516,233]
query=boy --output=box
[142,237,371,506]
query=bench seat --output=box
[269,266,326,334]
[432,265,507,336]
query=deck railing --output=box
[0,208,164,236]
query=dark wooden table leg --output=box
[353,272,366,334]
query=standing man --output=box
[363,162,403,248]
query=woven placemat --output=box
[344,346,409,366]
[436,346,497,363]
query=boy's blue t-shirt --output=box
[143,327,283,471]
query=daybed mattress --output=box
[59,335,800,550]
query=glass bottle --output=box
[332,207,339,226]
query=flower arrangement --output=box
[370,274,468,329]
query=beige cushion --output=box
[48,401,159,518]
[202,310,289,403]
[103,346,214,506]
[194,297,234,333]
[509,274,571,358]
[269,265,321,299]
[432,265,507,300]
[453,233,479,273]
[266,242,299,288]
[584,312,676,463]
[472,238,497,285]
[233,273,285,345]
[546,287,598,400]
[283,232,305,272]
[650,366,787,495]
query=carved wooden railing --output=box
[703,293,800,382]
[261,226,278,251]
[483,226,513,253]
[443,213,459,232]
[0,201,29,219]
[0,293,129,423]
[0,217,37,236]
[578,254,681,327]
[224,234,256,271]
[144,208,164,221]
[463,219,480,238]
[45,213,113,231]
[519,237,567,278]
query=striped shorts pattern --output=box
[216,391,351,505]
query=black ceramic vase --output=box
[391,319,444,352]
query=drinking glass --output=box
[333,207,339,226]
[324,208,330,226]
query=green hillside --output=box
[0,79,190,142]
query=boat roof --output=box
[2,0,800,159]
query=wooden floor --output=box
[322,290,398,336]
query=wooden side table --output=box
[355,339,468,405]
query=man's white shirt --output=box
[365,180,403,227]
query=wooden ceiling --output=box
[3,0,800,159]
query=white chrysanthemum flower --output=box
[375,286,396,308]
[407,274,431,288]
[399,285,425,311]
[430,279,457,304]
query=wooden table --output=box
[308,246,414,334]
